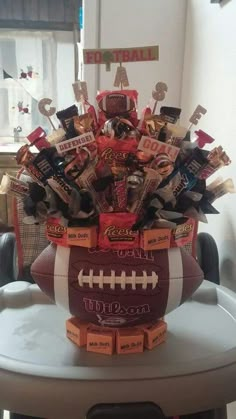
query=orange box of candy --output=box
[67,226,98,248]
[142,320,167,350]
[66,317,90,347]
[140,228,171,251]
[116,328,144,354]
[87,326,116,355]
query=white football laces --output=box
[78,269,159,290]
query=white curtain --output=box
[0,31,57,140]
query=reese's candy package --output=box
[46,217,68,246]
[170,218,197,248]
[96,135,138,171]
[99,213,139,250]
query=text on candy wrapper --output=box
[138,136,180,161]
[55,132,95,154]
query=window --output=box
[0,31,57,141]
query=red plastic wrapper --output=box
[112,175,127,212]
[46,217,68,246]
[99,213,139,250]
[27,127,50,150]
[96,135,138,171]
[170,218,198,255]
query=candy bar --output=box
[73,113,94,135]
[46,128,66,145]
[129,167,161,214]
[27,127,50,150]
[198,146,231,180]
[97,135,138,170]
[112,174,127,212]
[76,164,111,213]
[167,123,188,146]
[56,105,78,131]
[0,174,29,198]
[207,178,235,202]
[127,170,144,205]
[99,213,139,250]
[160,106,181,124]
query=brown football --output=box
[31,244,204,327]
[98,92,135,116]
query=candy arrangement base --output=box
[66,317,167,355]
[31,243,204,327]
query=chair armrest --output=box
[0,232,18,286]
[196,232,220,284]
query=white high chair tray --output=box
[0,280,236,418]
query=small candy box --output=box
[116,328,144,354]
[99,212,139,250]
[141,320,167,350]
[67,226,98,248]
[171,218,197,248]
[140,228,171,251]
[46,217,68,246]
[87,326,116,355]
[66,317,90,347]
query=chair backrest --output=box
[13,172,48,278]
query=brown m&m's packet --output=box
[99,213,139,250]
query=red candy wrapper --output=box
[170,218,197,255]
[112,175,127,212]
[46,217,68,246]
[27,127,50,150]
[99,213,139,250]
[96,135,138,171]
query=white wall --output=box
[181,0,236,290]
[82,0,187,113]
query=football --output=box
[98,92,135,116]
[31,244,204,327]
